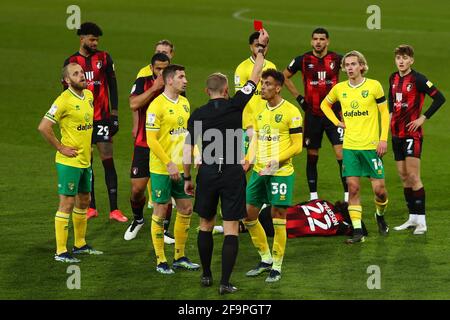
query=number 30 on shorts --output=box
[271,182,287,195]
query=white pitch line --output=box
[232,8,450,36]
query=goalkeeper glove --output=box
[110,115,119,136]
[296,94,308,112]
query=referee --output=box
[183,29,269,295]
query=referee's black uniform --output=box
[186,80,257,221]
[186,79,257,293]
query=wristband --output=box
[183,175,192,181]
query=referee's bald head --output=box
[206,72,228,95]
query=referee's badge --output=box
[241,83,254,95]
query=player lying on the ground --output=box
[250,199,368,238]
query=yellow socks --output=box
[349,205,363,229]
[272,218,287,272]
[174,212,191,260]
[243,219,272,263]
[55,211,70,255]
[375,198,389,216]
[151,215,166,265]
[72,207,87,248]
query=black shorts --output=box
[194,164,247,221]
[303,112,343,149]
[392,136,423,161]
[92,120,112,143]
[130,146,150,178]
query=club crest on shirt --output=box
[308,64,314,69]
[97,61,102,69]
[132,167,138,176]
[330,62,335,70]
[183,105,189,113]
[89,99,94,108]
[84,113,91,122]
[406,83,413,92]
[361,90,369,98]
[275,114,283,123]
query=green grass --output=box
[1,0,450,300]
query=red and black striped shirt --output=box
[63,51,117,121]
[287,51,342,116]
[389,70,438,138]
[286,199,352,237]
[130,76,163,148]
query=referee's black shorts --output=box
[194,164,247,221]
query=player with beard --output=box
[38,63,103,262]
[283,28,347,202]
[63,22,127,223]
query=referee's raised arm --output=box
[249,28,269,85]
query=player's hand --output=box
[154,74,165,91]
[406,115,426,132]
[337,121,346,129]
[58,144,78,157]
[167,161,181,181]
[376,140,388,157]
[258,28,269,47]
[184,180,195,196]
[241,158,252,173]
[259,160,278,176]
[110,115,119,136]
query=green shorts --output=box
[343,149,385,179]
[246,170,294,208]
[150,172,192,204]
[56,163,92,196]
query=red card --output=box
[254,20,263,31]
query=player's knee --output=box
[407,172,421,186]
[131,185,145,200]
[374,186,387,201]
[348,181,360,195]
[178,204,193,216]
[59,197,75,213]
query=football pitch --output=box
[1,0,449,300]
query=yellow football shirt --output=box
[44,88,94,168]
[235,57,277,129]
[146,93,190,174]
[136,65,152,79]
[325,78,386,150]
[253,99,302,176]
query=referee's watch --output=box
[183,175,192,181]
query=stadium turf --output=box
[1,0,449,300]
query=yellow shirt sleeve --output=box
[44,95,65,123]
[146,101,162,131]
[321,86,340,126]
[234,63,248,91]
